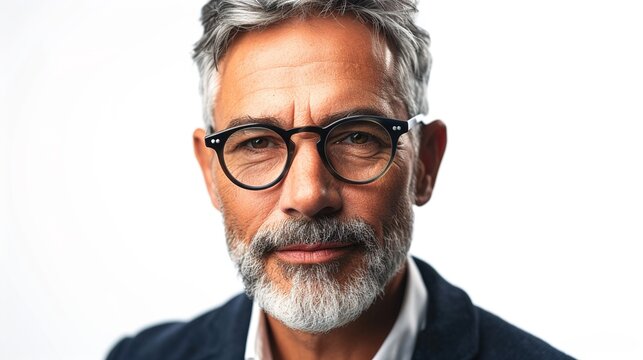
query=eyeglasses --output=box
[204,114,427,190]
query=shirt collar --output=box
[244,300,273,360]
[373,255,428,359]
[244,256,429,360]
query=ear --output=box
[193,128,222,211]
[414,120,447,206]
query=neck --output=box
[265,263,408,360]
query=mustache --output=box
[248,217,378,257]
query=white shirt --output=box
[244,257,428,360]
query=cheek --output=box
[214,170,278,242]
[342,172,413,237]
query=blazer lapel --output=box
[412,258,480,360]
[208,293,253,360]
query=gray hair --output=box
[193,0,432,128]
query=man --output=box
[108,1,573,359]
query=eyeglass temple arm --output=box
[407,114,429,130]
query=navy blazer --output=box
[107,258,574,359]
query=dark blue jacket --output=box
[107,258,574,359]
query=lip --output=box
[274,242,356,264]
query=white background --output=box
[1,0,642,359]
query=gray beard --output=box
[226,206,413,333]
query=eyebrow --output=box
[220,107,390,131]
[226,116,282,129]
[319,107,390,126]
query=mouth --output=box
[273,242,357,264]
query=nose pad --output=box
[279,134,342,218]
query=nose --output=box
[278,136,342,218]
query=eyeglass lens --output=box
[221,120,393,188]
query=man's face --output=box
[195,15,421,331]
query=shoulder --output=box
[474,308,574,359]
[106,293,252,360]
[411,257,574,359]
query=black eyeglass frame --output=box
[204,114,427,190]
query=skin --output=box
[193,15,447,360]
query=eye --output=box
[348,132,369,144]
[225,127,286,154]
[339,131,379,145]
[246,137,270,149]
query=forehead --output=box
[213,15,402,129]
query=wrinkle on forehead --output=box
[228,77,389,106]
[234,63,383,93]
[232,60,372,83]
